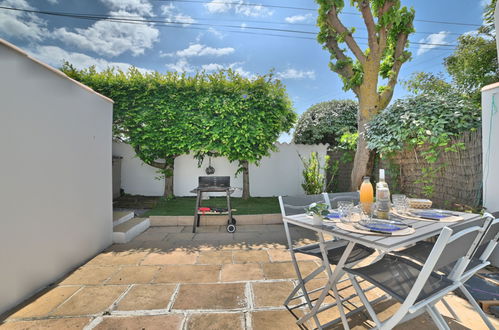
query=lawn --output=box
[143,196,281,216]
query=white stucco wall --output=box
[482,84,499,266]
[113,142,328,197]
[0,41,113,314]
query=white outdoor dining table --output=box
[283,211,482,330]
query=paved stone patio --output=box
[1,224,498,329]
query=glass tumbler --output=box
[392,194,408,214]
[338,200,354,223]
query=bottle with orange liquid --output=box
[359,176,374,213]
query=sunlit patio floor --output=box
[1,224,498,329]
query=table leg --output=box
[282,220,322,329]
[192,191,201,233]
[297,237,356,328]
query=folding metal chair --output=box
[323,191,360,209]
[392,212,499,328]
[344,218,493,330]
[278,194,375,328]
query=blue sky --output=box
[0,0,488,141]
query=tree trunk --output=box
[350,89,378,190]
[241,160,250,200]
[163,158,175,198]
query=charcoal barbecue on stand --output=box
[191,176,237,233]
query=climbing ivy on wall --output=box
[366,93,480,197]
[62,64,296,198]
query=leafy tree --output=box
[316,0,415,190]
[62,64,295,199]
[444,34,499,104]
[293,99,358,146]
[479,0,497,35]
[402,72,453,96]
[196,71,296,199]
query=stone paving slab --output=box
[0,317,91,329]
[7,286,81,319]
[106,265,161,284]
[221,263,264,282]
[115,284,176,311]
[2,224,498,330]
[93,314,183,330]
[50,286,127,316]
[196,250,233,264]
[186,312,245,330]
[173,283,246,310]
[154,265,221,283]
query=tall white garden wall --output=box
[0,40,113,314]
[113,142,328,197]
[481,83,499,266]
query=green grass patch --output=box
[143,196,281,216]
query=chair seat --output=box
[294,240,375,265]
[345,255,453,303]
[392,241,486,274]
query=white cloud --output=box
[201,63,225,71]
[204,0,273,17]
[240,23,247,29]
[276,68,315,80]
[30,45,151,73]
[285,13,312,23]
[166,43,235,57]
[46,0,58,3]
[207,27,224,39]
[416,31,450,56]
[52,10,159,57]
[100,0,153,16]
[0,0,48,41]
[480,0,490,8]
[165,58,195,73]
[160,3,196,26]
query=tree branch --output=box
[326,6,366,65]
[377,1,396,55]
[357,0,378,52]
[325,36,361,97]
[379,33,409,108]
[134,145,168,169]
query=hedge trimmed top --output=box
[62,64,296,167]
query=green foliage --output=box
[403,72,453,96]
[366,93,480,155]
[367,93,479,198]
[480,0,497,35]
[61,64,296,181]
[444,34,499,105]
[300,152,333,194]
[305,202,329,216]
[293,100,358,146]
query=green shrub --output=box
[366,93,480,156]
[293,100,358,147]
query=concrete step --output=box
[113,217,150,244]
[113,211,135,227]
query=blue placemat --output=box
[359,221,405,232]
[411,211,449,219]
[325,212,340,219]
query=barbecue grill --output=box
[191,176,236,233]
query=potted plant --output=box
[305,202,329,225]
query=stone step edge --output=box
[113,217,150,244]
[149,213,282,227]
[112,211,135,227]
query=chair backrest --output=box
[278,194,327,217]
[403,223,488,308]
[473,213,499,262]
[324,192,360,209]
